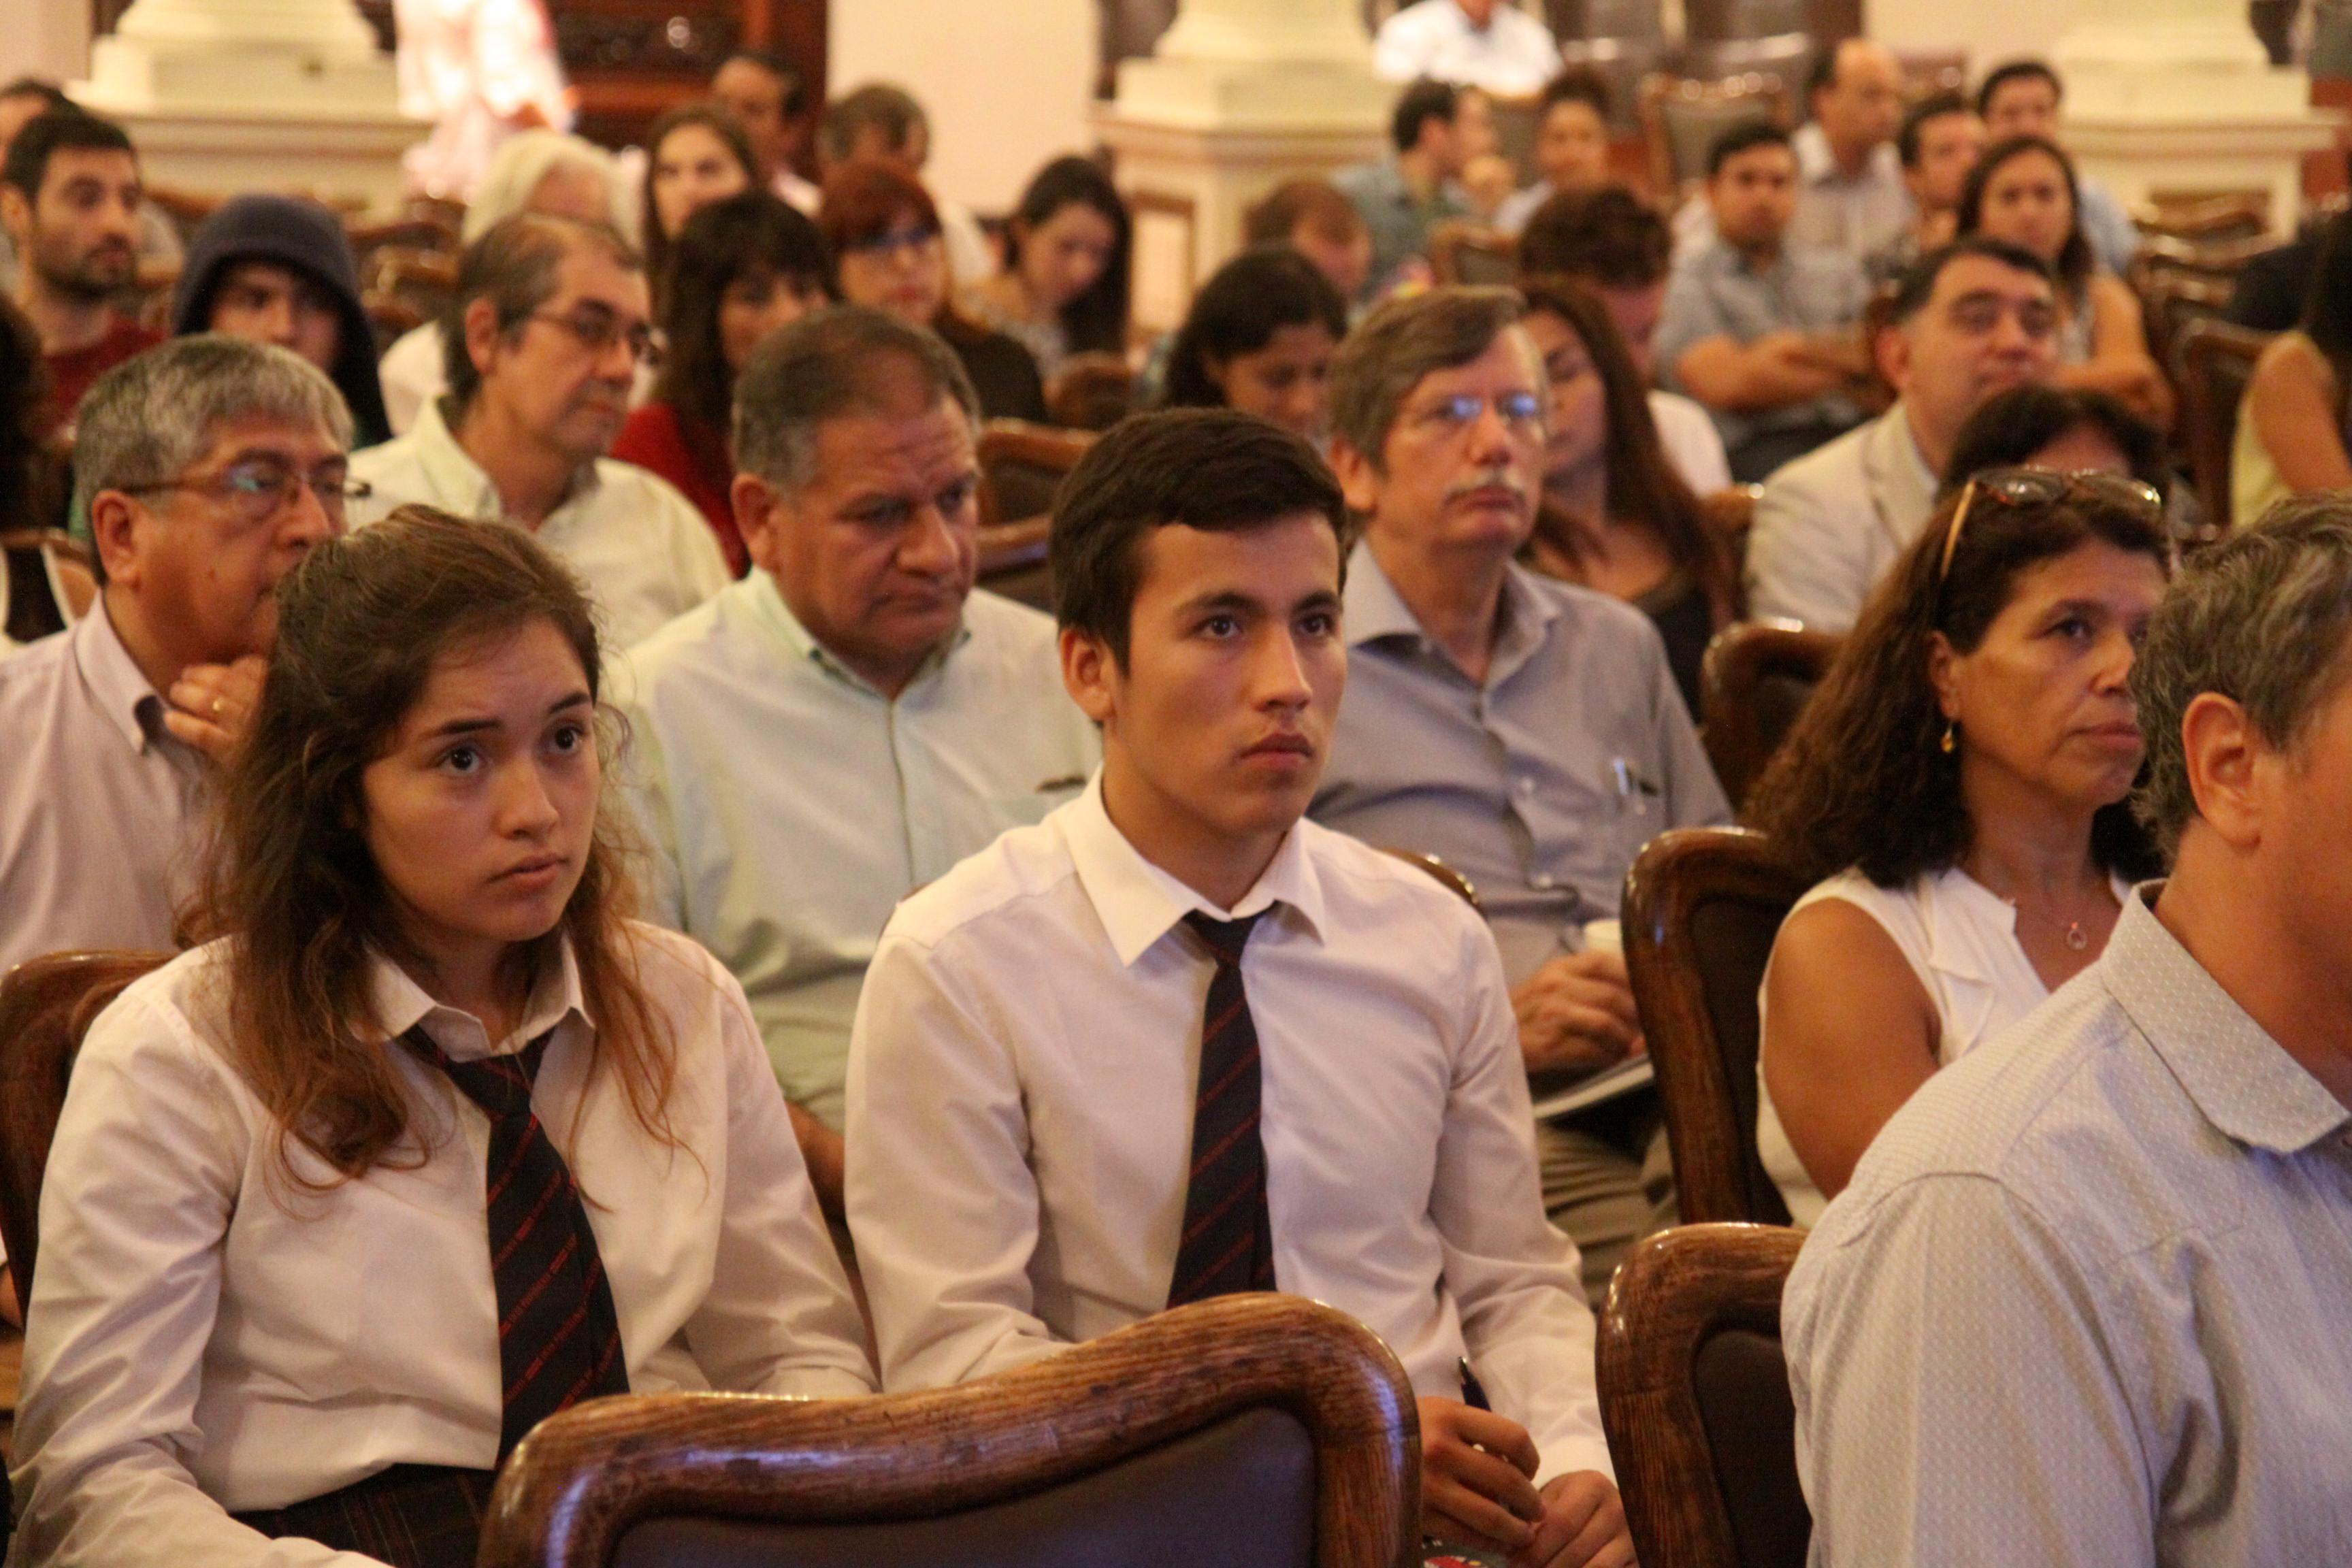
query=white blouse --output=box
[11,924,874,1568]
[1756,866,2126,1228]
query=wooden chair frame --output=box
[1697,623,1840,811]
[2172,316,2276,540]
[0,951,169,1300]
[1427,221,1516,287]
[976,419,1096,528]
[1597,1223,1809,1568]
[478,1292,1421,1568]
[1637,72,1793,199]
[1621,829,1812,1226]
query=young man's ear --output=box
[1060,623,1117,728]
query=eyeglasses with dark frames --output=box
[527,307,660,365]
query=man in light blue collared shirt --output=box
[1312,287,1729,1297]
[619,307,1097,1220]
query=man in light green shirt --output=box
[620,307,1098,1218]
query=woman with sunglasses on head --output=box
[1957,137,2174,433]
[817,161,1047,422]
[10,507,874,1567]
[613,191,832,576]
[1744,468,2171,1225]
[1516,274,1738,715]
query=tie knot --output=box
[1183,909,1265,968]
[404,1026,556,1122]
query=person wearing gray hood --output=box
[170,194,392,448]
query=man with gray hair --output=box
[1309,285,1729,1298]
[350,212,727,649]
[619,304,1096,1222]
[1786,496,2352,1566]
[0,334,353,976]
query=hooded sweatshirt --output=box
[170,195,393,448]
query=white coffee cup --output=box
[1582,917,1622,956]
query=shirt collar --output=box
[742,569,970,696]
[366,935,593,1063]
[2100,884,2352,1156]
[1343,539,1561,683]
[412,395,601,522]
[1062,771,1326,968]
[72,598,174,753]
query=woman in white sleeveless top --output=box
[1744,466,2174,1226]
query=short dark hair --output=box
[443,214,640,410]
[1391,79,1460,154]
[1804,43,1844,104]
[1976,59,2063,118]
[1517,184,1671,288]
[1706,119,1791,179]
[1330,286,1526,470]
[1956,135,2091,293]
[819,83,927,165]
[1538,68,1612,123]
[1,108,133,200]
[732,305,978,493]
[1887,236,2051,325]
[1938,384,2168,498]
[655,190,832,431]
[719,49,806,117]
[1161,246,1348,410]
[1051,408,1348,666]
[0,78,69,111]
[1897,90,1972,167]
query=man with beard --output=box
[1,110,163,440]
[350,213,727,649]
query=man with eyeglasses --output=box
[1309,287,1729,1302]
[1748,240,2061,634]
[350,213,728,649]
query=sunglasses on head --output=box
[1938,466,2166,588]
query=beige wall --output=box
[828,0,1100,216]
[0,1,93,91]
[1866,0,2080,69]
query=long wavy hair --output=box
[193,505,679,1187]
[1003,155,1132,356]
[1744,480,2170,887]
[1517,274,1736,624]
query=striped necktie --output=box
[1167,909,1277,1307]
[402,1024,629,1458]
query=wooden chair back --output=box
[1620,829,1812,1226]
[1597,1223,1810,1568]
[977,419,1096,528]
[1428,221,1517,287]
[2134,189,2272,248]
[2173,317,2275,540]
[0,951,169,1301]
[478,1292,1421,1568]
[1698,623,1840,810]
[2133,265,2238,395]
[1892,47,1965,101]
[1637,72,1793,200]
[1698,485,1763,591]
[1,529,96,642]
[1044,353,1136,433]
[976,515,1054,611]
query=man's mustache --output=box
[1444,466,1526,502]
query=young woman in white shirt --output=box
[10,504,872,1568]
[1744,468,2172,1226]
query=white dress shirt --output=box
[373,323,443,438]
[10,925,872,1568]
[845,777,1612,1488]
[1754,866,2129,1226]
[618,573,1098,1127]
[1650,389,1735,496]
[350,396,728,651]
[1785,886,2352,1566]
[1373,0,1563,96]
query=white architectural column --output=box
[1095,0,1390,331]
[73,0,421,211]
[2050,0,2338,235]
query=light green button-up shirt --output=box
[619,572,1099,1127]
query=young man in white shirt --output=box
[847,408,1633,1568]
[349,214,728,650]
[620,306,1097,1224]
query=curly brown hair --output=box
[1744,479,2171,887]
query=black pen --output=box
[1458,1354,1492,1411]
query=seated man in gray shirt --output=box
[1313,287,1731,1296]
[1787,499,2352,1565]
[1654,120,1872,484]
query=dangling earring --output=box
[1940,721,1957,754]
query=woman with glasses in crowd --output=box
[960,155,1131,382]
[818,160,1047,421]
[1744,468,2171,1225]
[1516,275,1736,714]
[1157,246,1348,442]
[638,102,760,308]
[1957,137,2174,433]
[614,191,832,575]
[10,507,872,1567]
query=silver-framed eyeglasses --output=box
[1405,390,1548,439]
[120,458,372,525]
